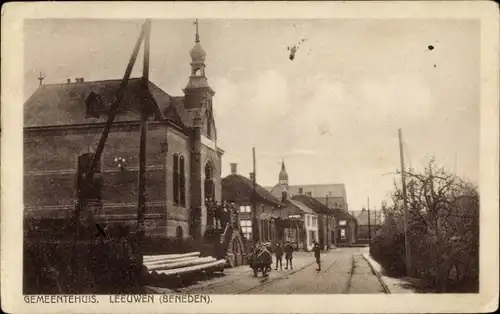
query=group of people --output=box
[207,199,237,229]
[272,241,295,270]
[272,241,323,272]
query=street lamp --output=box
[113,157,127,171]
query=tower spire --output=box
[194,19,200,43]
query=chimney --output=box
[67,79,71,84]
[230,163,237,174]
[80,77,84,82]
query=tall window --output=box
[239,205,251,213]
[179,156,186,207]
[240,219,252,240]
[173,154,179,205]
[299,187,303,194]
[204,162,215,201]
[306,191,312,196]
[172,154,186,207]
[312,216,317,228]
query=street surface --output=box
[175,247,387,294]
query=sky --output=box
[24,19,480,212]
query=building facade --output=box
[277,198,318,251]
[221,163,284,243]
[352,208,383,242]
[292,194,336,250]
[24,26,223,243]
[335,212,358,246]
[265,160,359,248]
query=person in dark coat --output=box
[284,241,294,270]
[313,241,321,271]
[274,242,284,271]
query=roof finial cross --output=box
[38,72,45,86]
[194,19,200,43]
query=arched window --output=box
[176,226,183,239]
[173,154,179,205]
[179,156,186,207]
[204,162,215,201]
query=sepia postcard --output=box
[1,1,499,313]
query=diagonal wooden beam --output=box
[84,21,148,184]
[74,20,149,229]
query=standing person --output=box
[274,242,283,271]
[313,241,321,271]
[284,241,294,270]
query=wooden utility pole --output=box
[367,197,371,245]
[73,20,149,293]
[136,19,152,267]
[399,128,411,277]
[252,147,259,243]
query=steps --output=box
[143,252,225,288]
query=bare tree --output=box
[374,158,479,292]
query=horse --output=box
[248,244,273,277]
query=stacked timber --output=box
[143,252,225,288]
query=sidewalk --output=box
[362,248,422,293]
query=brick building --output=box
[23,28,223,241]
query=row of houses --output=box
[221,162,358,251]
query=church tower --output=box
[183,20,216,140]
[186,20,216,241]
[279,160,289,201]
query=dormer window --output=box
[85,92,104,118]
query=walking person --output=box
[313,241,321,271]
[274,242,283,271]
[284,241,294,270]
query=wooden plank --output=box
[144,255,200,263]
[147,257,216,271]
[143,256,199,267]
[155,260,226,277]
[144,252,200,260]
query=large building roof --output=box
[291,194,330,215]
[267,183,346,199]
[293,194,356,222]
[23,78,191,128]
[275,199,317,219]
[222,174,283,207]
